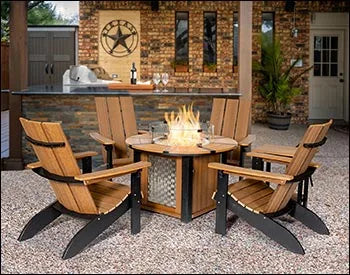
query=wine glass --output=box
[161,73,169,92]
[153,73,161,92]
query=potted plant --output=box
[253,35,313,130]
[203,61,217,73]
[170,59,188,72]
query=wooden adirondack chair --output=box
[18,117,151,259]
[91,96,147,169]
[210,98,255,167]
[209,120,332,254]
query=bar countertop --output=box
[12,84,241,97]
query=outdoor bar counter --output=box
[13,84,241,165]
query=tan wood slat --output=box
[252,144,297,157]
[95,97,115,162]
[140,153,149,205]
[210,98,226,135]
[239,187,274,206]
[89,132,115,145]
[73,151,98,160]
[120,96,138,138]
[42,122,98,214]
[90,194,124,214]
[228,179,260,194]
[208,163,293,184]
[113,157,133,167]
[238,134,256,147]
[221,99,239,138]
[20,118,80,212]
[75,161,151,184]
[108,83,154,90]
[26,161,41,169]
[175,157,182,215]
[245,194,272,213]
[92,180,130,191]
[235,99,251,141]
[88,184,130,200]
[106,97,127,158]
[231,182,269,201]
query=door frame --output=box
[309,12,349,122]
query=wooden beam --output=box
[4,1,27,170]
[238,1,252,100]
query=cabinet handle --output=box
[45,63,49,74]
[50,63,54,74]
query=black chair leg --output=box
[290,201,329,235]
[215,170,229,235]
[62,198,130,260]
[131,171,141,234]
[227,199,305,255]
[18,201,62,241]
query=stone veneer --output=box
[79,1,349,123]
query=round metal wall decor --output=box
[100,19,139,57]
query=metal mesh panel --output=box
[148,155,176,208]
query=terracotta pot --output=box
[267,112,292,130]
[175,65,188,72]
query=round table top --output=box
[126,133,238,156]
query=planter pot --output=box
[175,65,188,72]
[267,112,292,130]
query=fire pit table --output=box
[126,133,237,222]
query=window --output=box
[203,12,217,69]
[233,12,239,72]
[175,12,189,69]
[313,36,338,76]
[262,12,274,44]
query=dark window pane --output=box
[314,50,321,62]
[204,12,217,65]
[331,37,338,49]
[331,50,337,62]
[314,63,321,76]
[262,12,274,44]
[314,36,322,49]
[322,50,329,63]
[233,12,238,67]
[175,12,189,64]
[322,37,329,49]
[330,64,337,76]
[322,64,329,76]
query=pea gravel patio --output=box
[1,123,349,274]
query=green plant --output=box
[203,62,217,71]
[170,59,188,69]
[253,35,313,115]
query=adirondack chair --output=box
[246,141,321,207]
[90,96,147,169]
[18,117,151,259]
[209,120,332,254]
[210,98,255,167]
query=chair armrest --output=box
[89,132,115,145]
[74,151,98,160]
[75,161,151,185]
[138,129,149,134]
[26,161,41,169]
[252,144,297,157]
[238,134,256,147]
[246,151,320,168]
[208,162,293,185]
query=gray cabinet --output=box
[28,26,77,86]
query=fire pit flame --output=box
[161,103,207,147]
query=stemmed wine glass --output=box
[153,73,161,93]
[161,73,169,92]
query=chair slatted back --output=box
[20,118,98,214]
[210,98,251,142]
[95,96,138,162]
[265,120,332,213]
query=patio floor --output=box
[1,123,349,274]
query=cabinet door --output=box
[28,31,50,85]
[50,31,75,84]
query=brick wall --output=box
[79,1,349,123]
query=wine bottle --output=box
[130,62,137,84]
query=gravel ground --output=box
[1,123,349,274]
